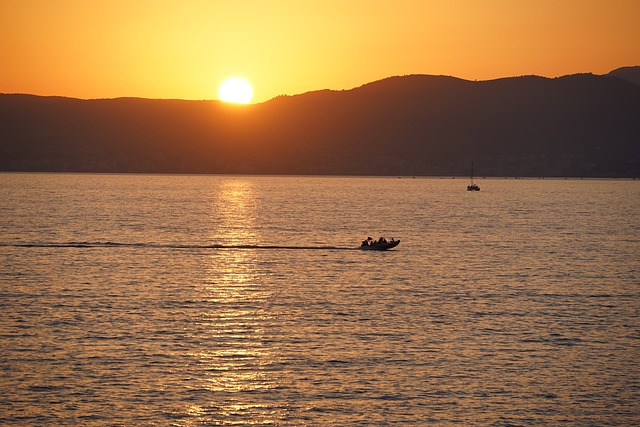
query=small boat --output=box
[467,161,480,191]
[359,237,400,250]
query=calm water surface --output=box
[1,173,639,426]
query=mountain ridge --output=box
[1,68,639,177]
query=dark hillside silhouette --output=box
[1,69,639,176]
[608,66,640,86]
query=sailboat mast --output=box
[470,161,474,184]
[467,160,480,191]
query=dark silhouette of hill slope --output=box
[1,70,639,176]
[608,66,640,86]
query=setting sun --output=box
[218,78,253,104]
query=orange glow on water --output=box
[1,1,639,102]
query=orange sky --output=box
[1,0,638,103]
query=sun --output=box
[218,77,253,104]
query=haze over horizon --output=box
[2,1,639,103]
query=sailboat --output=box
[467,161,480,191]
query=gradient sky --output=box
[2,0,638,103]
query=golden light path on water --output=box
[183,179,284,424]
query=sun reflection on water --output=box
[179,178,284,424]
[210,178,259,246]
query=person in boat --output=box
[361,239,369,247]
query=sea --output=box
[1,173,639,426]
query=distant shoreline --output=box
[1,171,637,181]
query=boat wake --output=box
[0,241,357,251]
